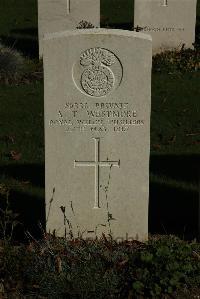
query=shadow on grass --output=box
[149,154,200,240]
[0,164,44,188]
[100,22,133,30]
[0,189,45,242]
[150,154,200,183]
[149,182,198,240]
[0,163,45,241]
[11,189,45,241]
[195,16,200,45]
[11,28,38,36]
[100,0,134,30]
[0,27,39,58]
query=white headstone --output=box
[43,29,152,241]
[38,0,100,56]
[134,0,197,53]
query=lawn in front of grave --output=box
[0,82,44,200]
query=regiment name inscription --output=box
[49,101,144,133]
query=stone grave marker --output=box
[43,29,152,241]
[134,0,197,53]
[38,0,100,56]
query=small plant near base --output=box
[152,45,200,74]
[0,184,20,243]
[76,20,95,29]
[0,44,43,85]
[0,232,199,298]
[1,179,199,297]
[131,235,200,298]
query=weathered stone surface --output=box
[43,29,152,241]
[38,0,100,56]
[134,0,197,53]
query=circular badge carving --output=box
[72,48,123,98]
[80,48,116,97]
[81,66,114,97]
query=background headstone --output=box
[43,29,152,241]
[38,0,100,56]
[134,0,197,53]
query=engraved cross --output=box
[162,0,168,6]
[67,0,70,14]
[74,138,120,209]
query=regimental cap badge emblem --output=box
[72,47,123,98]
[80,48,116,97]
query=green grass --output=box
[151,72,200,154]
[0,82,44,199]
[0,0,38,58]
[0,235,199,298]
[0,0,37,36]
[0,82,43,163]
[101,0,134,28]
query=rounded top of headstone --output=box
[43,29,152,42]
